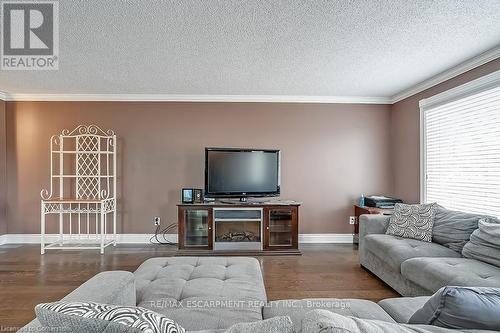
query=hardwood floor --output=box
[0,243,398,330]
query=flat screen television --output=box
[205,148,280,200]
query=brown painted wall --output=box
[0,100,6,235]
[391,58,500,203]
[5,102,392,234]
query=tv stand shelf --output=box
[177,201,300,255]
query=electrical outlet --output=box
[153,216,161,226]
[349,216,357,225]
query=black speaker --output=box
[193,189,203,203]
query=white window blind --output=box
[422,83,500,217]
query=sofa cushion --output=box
[133,257,266,331]
[35,301,185,333]
[301,309,486,333]
[223,316,294,333]
[364,234,460,272]
[263,298,395,332]
[409,286,500,330]
[378,296,430,323]
[386,203,437,242]
[462,217,500,267]
[402,257,500,293]
[432,205,488,252]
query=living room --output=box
[0,1,500,332]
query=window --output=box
[421,71,500,217]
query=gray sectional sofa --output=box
[20,257,497,332]
[359,207,500,296]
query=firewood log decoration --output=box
[216,231,259,242]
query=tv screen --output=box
[205,148,280,198]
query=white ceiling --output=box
[1,0,500,100]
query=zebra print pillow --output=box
[35,301,185,333]
[386,203,437,242]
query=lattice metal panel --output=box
[78,135,99,152]
[77,136,100,199]
[43,202,102,214]
[103,199,116,213]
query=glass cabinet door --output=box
[184,209,209,247]
[268,209,293,246]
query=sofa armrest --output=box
[359,214,390,239]
[18,271,135,332]
[359,215,391,268]
[378,296,430,323]
[61,270,136,305]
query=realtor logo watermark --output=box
[1,0,59,70]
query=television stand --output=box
[177,202,300,255]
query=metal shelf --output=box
[41,125,117,255]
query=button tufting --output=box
[135,257,265,311]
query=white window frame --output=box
[419,70,500,204]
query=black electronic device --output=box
[182,188,203,204]
[364,195,403,208]
[205,148,280,201]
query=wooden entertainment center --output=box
[177,202,300,255]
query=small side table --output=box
[353,205,393,244]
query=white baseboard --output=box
[0,233,178,245]
[299,233,353,244]
[0,233,353,245]
[116,233,178,243]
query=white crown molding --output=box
[0,93,391,104]
[391,46,500,103]
[419,69,500,110]
[3,47,497,105]
[0,233,353,245]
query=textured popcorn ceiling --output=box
[0,0,499,97]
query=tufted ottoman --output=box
[133,257,267,331]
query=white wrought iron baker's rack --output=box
[40,125,117,254]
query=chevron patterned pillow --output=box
[386,203,437,242]
[36,301,185,333]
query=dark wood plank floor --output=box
[0,244,397,330]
